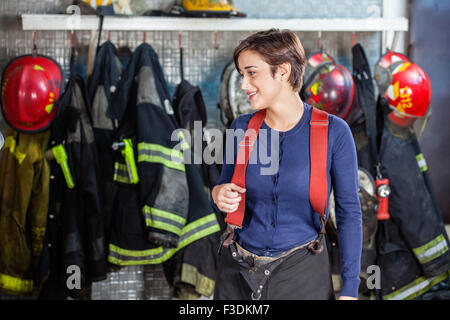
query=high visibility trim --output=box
[412,234,449,264]
[138,142,184,160]
[113,162,132,184]
[137,142,185,172]
[383,271,449,300]
[0,273,33,294]
[416,153,428,172]
[143,205,186,225]
[181,262,215,297]
[108,213,220,265]
[145,218,183,236]
[4,136,26,164]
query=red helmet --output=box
[304,63,355,119]
[1,55,63,133]
[376,49,409,69]
[380,61,432,122]
[307,51,336,68]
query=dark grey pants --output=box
[214,236,335,300]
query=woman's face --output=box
[237,50,283,111]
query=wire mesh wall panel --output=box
[0,0,382,300]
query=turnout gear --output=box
[373,115,450,300]
[1,55,63,133]
[378,117,450,279]
[0,127,51,294]
[107,43,220,266]
[214,234,334,300]
[347,44,449,299]
[39,60,107,299]
[301,62,355,119]
[88,40,126,247]
[109,42,190,248]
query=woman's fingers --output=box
[228,183,246,194]
[218,202,239,213]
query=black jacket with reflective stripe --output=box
[39,73,107,300]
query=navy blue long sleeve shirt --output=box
[213,103,362,298]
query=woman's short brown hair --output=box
[233,29,306,91]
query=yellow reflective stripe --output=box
[4,136,26,164]
[180,262,215,297]
[108,213,220,265]
[137,142,183,160]
[180,212,217,235]
[146,219,182,236]
[143,206,186,225]
[138,154,185,172]
[113,162,132,184]
[416,153,428,172]
[0,273,33,294]
[383,271,449,300]
[412,234,449,264]
[137,142,185,171]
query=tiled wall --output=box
[0,0,384,300]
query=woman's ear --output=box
[277,62,292,83]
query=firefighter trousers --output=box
[213,236,335,300]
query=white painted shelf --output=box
[21,14,408,32]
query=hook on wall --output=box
[32,31,37,57]
[70,30,75,49]
[317,31,322,51]
[214,31,219,49]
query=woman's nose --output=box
[241,75,250,91]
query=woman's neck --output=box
[265,92,304,132]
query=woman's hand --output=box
[338,296,357,300]
[212,183,246,213]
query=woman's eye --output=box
[248,71,255,76]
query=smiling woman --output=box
[211,29,362,300]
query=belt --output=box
[234,239,316,269]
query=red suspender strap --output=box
[225,107,329,231]
[309,107,329,233]
[225,109,266,228]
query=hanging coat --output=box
[39,72,107,300]
[88,40,124,245]
[0,127,50,295]
[107,43,220,266]
[375,116,450,300]
[172,79,221,191]
[162,78,223,298]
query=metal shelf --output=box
[21,14,408,32]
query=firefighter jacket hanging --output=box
[347,44,450,299]
[375,113,450,300]
[0,128,50,294]
[39,70,107,299]
[107,43,220,268]
[88,40,124,245]
[172,79,221,195]
[163,77,223,298]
